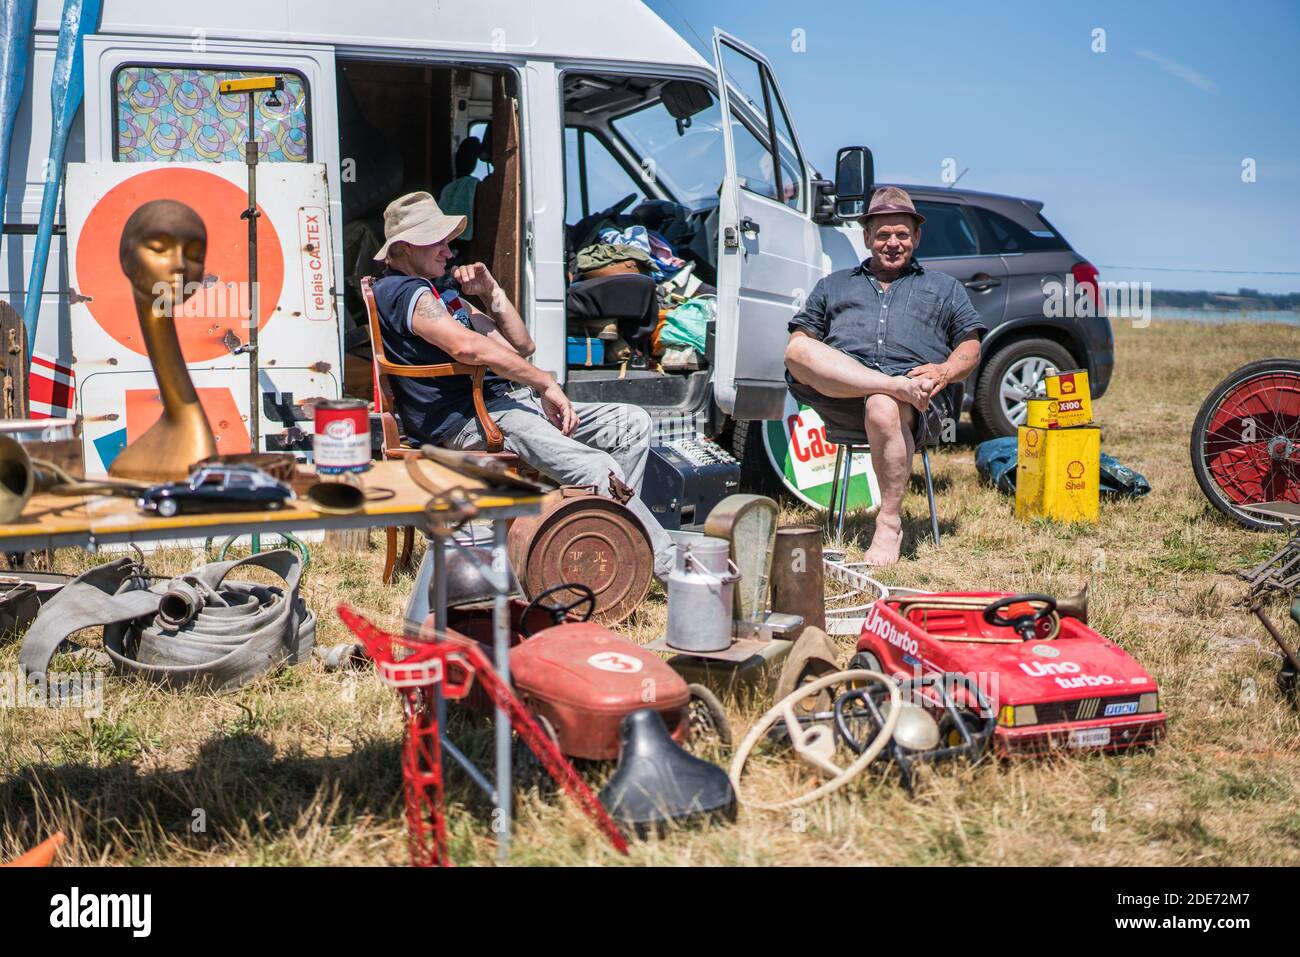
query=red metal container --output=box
[510,621,690,760]
[313,398,371,474]
[508,486,653,625]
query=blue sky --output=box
[649,0,1300,294]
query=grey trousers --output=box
[445,387,676,578]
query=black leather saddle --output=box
[598,708,736,835]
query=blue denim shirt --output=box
[788,258,985,376]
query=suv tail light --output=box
[1072,261,1104,316]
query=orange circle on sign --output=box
[75,166,284,362]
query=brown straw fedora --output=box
[862,186,925,226]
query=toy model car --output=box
[440,583,731,761]
[850,591,1166,756]
[136,465,295,517]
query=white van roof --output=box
[35,0,712,71]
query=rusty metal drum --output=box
[508,486,653,625]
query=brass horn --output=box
[0,435,146,523]
[0,436,37,523]
[1057,582,1089,623]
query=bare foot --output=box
[892,376,932,412]
[861,513,904,566]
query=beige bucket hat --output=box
[373,191,467,261]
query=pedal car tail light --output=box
[1138,692,1159,714]
[998,704,1038,727]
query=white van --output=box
[2,0,869,475]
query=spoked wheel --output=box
[687,684,732,747]
[1191,359,1300,530]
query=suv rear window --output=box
[914,201,978,258]
[972,207,1069,253]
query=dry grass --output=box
[3,318,1300,866]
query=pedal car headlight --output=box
[998,704,1037,727]
[1138,692,1159,714]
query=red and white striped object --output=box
[28,353,75,419]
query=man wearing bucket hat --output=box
[370,191,676,577]
[784,186,985,566]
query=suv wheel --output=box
[972,337,1077,440]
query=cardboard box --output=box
[1015,424,1100,523]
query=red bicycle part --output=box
[1192,360,1300,529]
[336,605,629,866]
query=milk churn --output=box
[665,535,740,652]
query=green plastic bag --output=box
[659,296,715,354]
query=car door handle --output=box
[739,216,761,234]
[964,277,1001,291]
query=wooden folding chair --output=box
[361,275,517,583]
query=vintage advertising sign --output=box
[762,393,880,511]
[64,162,340,475]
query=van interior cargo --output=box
[335,60,727,425]
[560,72,723,417]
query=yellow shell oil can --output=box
[1015,424,1100,522]
[1033,368,1093,428]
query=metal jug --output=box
[666,536,740,653]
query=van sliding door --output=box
[712,29,822,422]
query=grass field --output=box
[3,318,1299,866]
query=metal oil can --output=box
[1015,424,1100,522]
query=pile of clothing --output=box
[567,221,715,372]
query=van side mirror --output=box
[834,146,874,220]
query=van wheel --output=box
[730,419,785,499]
[971,338,1077,440]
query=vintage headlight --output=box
[998,704,1038,727]
[1138,692,1159,714]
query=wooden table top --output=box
[0,458,542,551]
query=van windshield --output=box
[611,96,725,212]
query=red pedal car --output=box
[437,584,730,761]
[850,591,1166,756]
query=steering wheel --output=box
[594,193,639,221]
[729,670,900,811]
[520,583,597,637]
[983,593,1057,642]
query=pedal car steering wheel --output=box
[983,593,1057,642]
[520,583,597,636]
[729,670,900,811]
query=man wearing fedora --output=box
[784,186,985,566]
[370,191,676,577]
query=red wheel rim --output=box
[1201,372,1300,505]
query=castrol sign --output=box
[762,393,880,511]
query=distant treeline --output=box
[1153,288,1300,311]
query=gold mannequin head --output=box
[118,199,207,317]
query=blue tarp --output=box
[975,436,1152,498]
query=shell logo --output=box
[1025,429,1040,448]
[1059,376,1076,395]
[1066,460,1085,479]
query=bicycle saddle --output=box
[599,709,736,836]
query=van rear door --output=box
[711,29,821,421]
[72,36,339,469]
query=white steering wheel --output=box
[728,670,900,811]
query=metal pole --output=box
[492,518,511,860]
[243,94,261,553]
